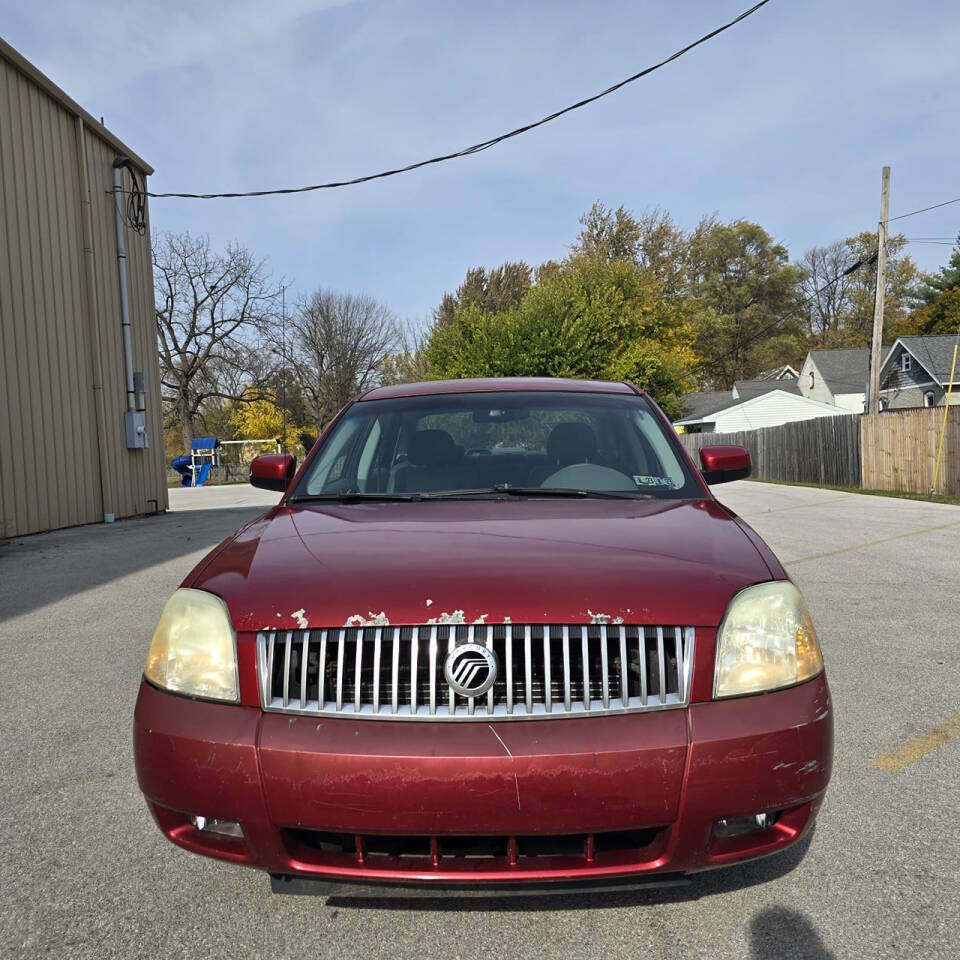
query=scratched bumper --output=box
[133,674,832,882]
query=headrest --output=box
[408,429,460,467]
[547,421,598,465]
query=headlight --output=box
[714,581,823,698]
[145,588,239,702]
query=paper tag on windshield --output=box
[633,475,676,488]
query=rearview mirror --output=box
[250,454,297,492]
[698,445,751,485]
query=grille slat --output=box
[619,624,632,707]
[282,631,292,708]
[524,626,533,715]
[542,632,552,713]
[300,632,309,709]
[372,627,382,713]
[467,625,476,717]
[505,627,514,715]
[410,626,419,714]
[335,630,345,711]
[391,630,400,714]
[259,624,694,721]
[428,626,438,716]
[581,628,590,711]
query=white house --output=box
[674,389,852,434]
[797,348,869,413]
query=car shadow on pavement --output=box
[324,829,819,913]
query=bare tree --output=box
[800,233,918,347]
[282,290,398,429]
[380,318,433,386]
[154,232,281,448]
[799,241,860,345]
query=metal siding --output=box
[712,393,848,433]
[85,132,167,519]
[0,52,167,537]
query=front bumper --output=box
[133,673,832,885]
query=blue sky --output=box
[5,0,960,324]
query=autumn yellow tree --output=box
[229,388,305,451]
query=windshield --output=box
[292,391,702,500]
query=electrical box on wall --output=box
[125,410,149,449]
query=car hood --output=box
[189,498,774,631]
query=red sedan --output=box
[134,378,832,893]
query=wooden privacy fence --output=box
[677,407,960,496]
[677,415,862,488]
[861,408,960,497]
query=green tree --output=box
[893,286,960,336]
[916,234,960,306]
[685,219,806,388]
[836,231,920,343]
[427,257,697,417]
[571,201,642,263]
[434,262,532,327]
[571,202,688,296]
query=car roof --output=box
[360,377,638,401]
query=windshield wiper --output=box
[288,491,422,503]
[290,485,653,503]
[423,484,650,500]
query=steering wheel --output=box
[541,463,637,492]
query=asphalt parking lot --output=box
[1,480,958,959]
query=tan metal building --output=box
[0,38,167,538]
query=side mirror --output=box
[699,445,751,485]
[250,454,297,492]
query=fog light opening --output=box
[713,811,780,840]
[190,815,244,839]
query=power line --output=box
[885,196,960,224]
[146,0,774,200]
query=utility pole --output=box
[868,166,890,415]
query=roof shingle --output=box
[808,348,870,394]
[894,336,960,384]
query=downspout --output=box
[112,158,137,412]
[75,117,114,521]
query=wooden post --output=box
[931,342,959,492]
[868,166,891,415]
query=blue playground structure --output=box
[171,437,220,487]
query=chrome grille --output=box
[257,623,694,721]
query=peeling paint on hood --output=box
[344,611,391,627]
[291,608,309,629]
[587,610,626,625]
[425,609,466,625]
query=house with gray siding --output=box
[797,348,870,413]
[877,336,960,409]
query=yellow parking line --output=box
[872,712,960,772]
